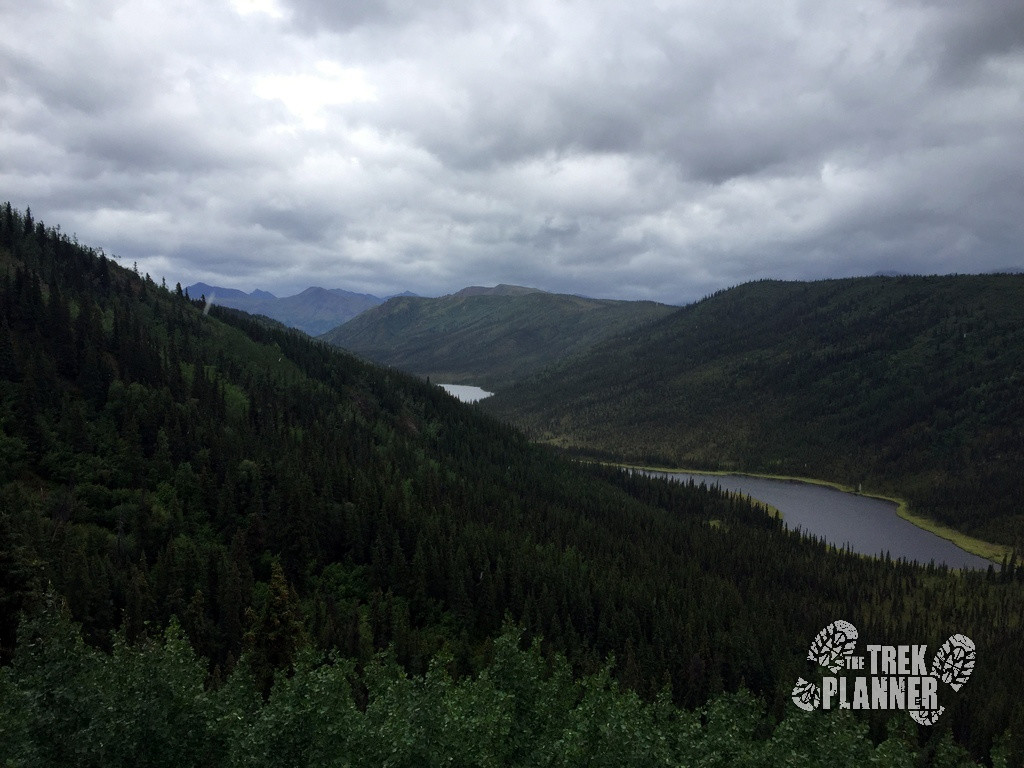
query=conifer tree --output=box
[244,558,306,697]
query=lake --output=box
[438,383,493,403]
[646,470,994,570]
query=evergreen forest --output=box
[321,288,675,389]
[1,203,1022,765]
[484,276,1024,548]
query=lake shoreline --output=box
[602,461,1008,566]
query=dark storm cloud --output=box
[2,0,1022,302]
[250,203,344,242]
[284,0,478,32]
[911,0,1024,80]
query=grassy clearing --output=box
[889,499,1010,565]
[605,461,1009,566]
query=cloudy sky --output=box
[2,0,1022,303]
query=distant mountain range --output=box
[186,283,388,335]
[319,285,677,388]
[450,284,546,297]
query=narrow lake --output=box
[438,383,493,403]
[646,471,994,570]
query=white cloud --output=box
[253,62,376,130]
[1,0,1022,302]
[230,0,286,20]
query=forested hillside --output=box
[2,204,1023,763]
[320,288,675,388]
[484,276,1024,547]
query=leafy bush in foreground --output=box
[0,603,1000,768]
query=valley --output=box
[480,276,1024,550]
[2,204,1022,764]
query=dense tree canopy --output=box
[485,275,1024,546]
[321,289,675,389]
[2,605,1004,767]
[1,203,1022,763]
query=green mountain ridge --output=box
[320,290,676,388]
[451,283,546,297]
[483,275,1024,546]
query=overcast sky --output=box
[2,0,1022,303]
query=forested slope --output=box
[320,289,675,388]
[2,205,1023,763]
[484,276,1024,546]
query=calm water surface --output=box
[647,471,994,570]
[438,383,493,403]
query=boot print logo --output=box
[791,620,975,724]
